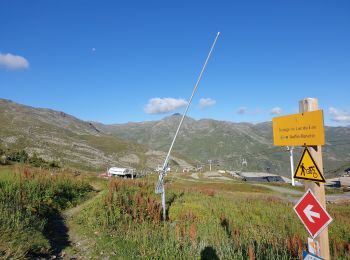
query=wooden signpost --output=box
[273,98,330,260]
[299,98,330,260]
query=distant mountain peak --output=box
[161,114,196,124]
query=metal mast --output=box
[287,146,295,186]
[155,32,220,221]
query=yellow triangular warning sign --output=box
[294,147,326,183]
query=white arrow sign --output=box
[304,204,320,223]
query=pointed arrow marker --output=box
[303,204,320,223]
[294,189,333,238]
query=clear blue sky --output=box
[1,0,350,126]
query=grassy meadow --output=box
[0,166,93,258]
[74,174,350,259]
[1,166,349,259]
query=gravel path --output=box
[253,183,350,203]
[252,184,303,196]
[186,171,350,204]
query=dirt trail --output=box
[252,183,350,203]
[252,183,303,195]
[180,171,350,204]
[47,183,103,259]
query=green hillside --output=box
[0,99,191,171]
[1,99,348,176]
[97,114,350,177]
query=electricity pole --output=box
[287,146,295,186]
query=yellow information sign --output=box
[294,147,325,183]
[272,110,324,146]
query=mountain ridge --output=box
[0,99,192,171]
[96,114,350,177]
[1,98,349,177]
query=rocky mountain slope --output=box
[96,114,350,177]
[0,99,191,171]
[1,99,348,177]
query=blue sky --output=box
[1,0,350,126]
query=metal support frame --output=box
[155,32,220,221]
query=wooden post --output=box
[299,98,330,260]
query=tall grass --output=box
[0,166,92,258]
[75,177,350,259]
